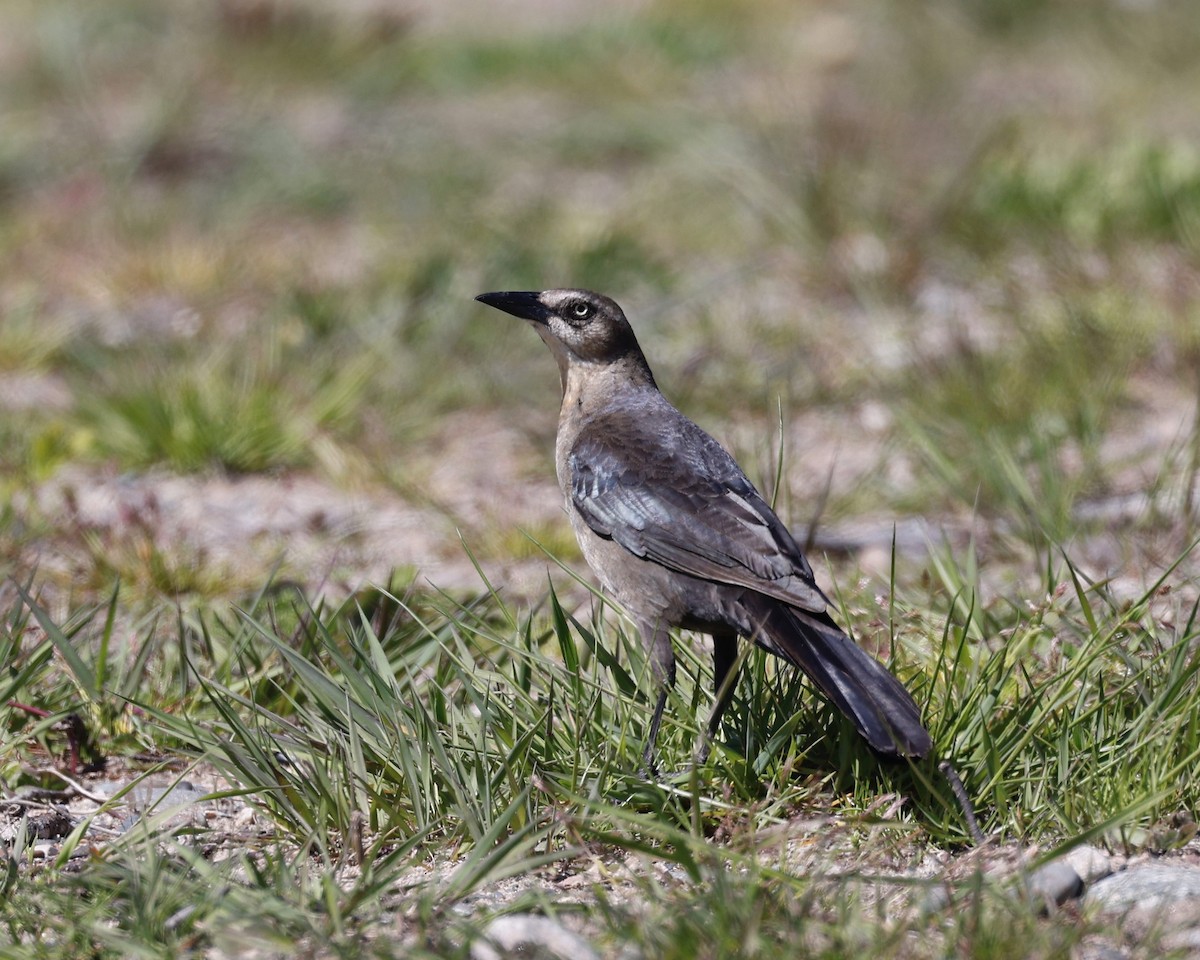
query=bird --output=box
[475,288,932,772]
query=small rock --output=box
[557,863,603,889]
[233,805,258,829]
[1074,941,1129,960]
[1024,861,1084,909]
[121,781,209,832]
[1085,864,1200,912]
[1065,844,1113,885]
[1085,864,1200,947]
[130,781,206,814]
[31,841,58,860]
[12,807,74,842]
[1161,922,1200,952]
[471,915,600,960]
[1115,900,1200,946]
[919,884,952,913]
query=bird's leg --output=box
[695,632,740,765]
[642,688,668,777]
[640,621,676,778]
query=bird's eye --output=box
[570,301,591,320]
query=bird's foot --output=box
[639,745,662,782]
[638,736,721,783]
[638,757,707,787]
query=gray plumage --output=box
[476,288,932,768]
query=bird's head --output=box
[475,289,654,386]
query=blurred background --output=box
[2,0,1199,607]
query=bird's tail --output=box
[745,597,932,758]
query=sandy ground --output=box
[9,357,1198,616]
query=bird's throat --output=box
[559,356,656,418]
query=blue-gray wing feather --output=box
[569,409,828,612]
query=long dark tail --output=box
[745,596,932,758]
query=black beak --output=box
[475,291,550,324]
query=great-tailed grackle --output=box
[476,288,932,771]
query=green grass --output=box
[66,346,371,476]
[955,140,1200,256]
[895,295,1152,540]
[4,533,1199,956]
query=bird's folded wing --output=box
[569,433,828,613]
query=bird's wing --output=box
[568,416,829,613]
